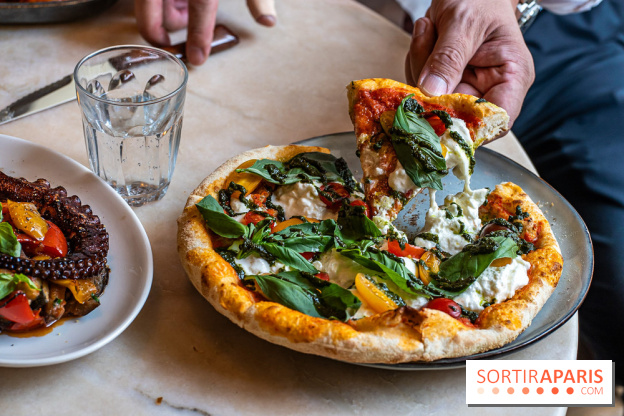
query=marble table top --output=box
[0,0,575,414]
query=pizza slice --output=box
[347,78,509,235]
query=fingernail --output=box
[420,74,448,96]
[413,18,426,36]
[257,14,276,26]
[188,46,206,65]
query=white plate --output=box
[0,134,152,367]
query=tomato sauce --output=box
[354,88,481,137]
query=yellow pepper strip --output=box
[53,279,97,304]
[7,200,49,241]
[354,273,397,314]
[223,159,263,197]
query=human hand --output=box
[135,0,277,66]
[405,0,535,126]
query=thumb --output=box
[418,23,482,97]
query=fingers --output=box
[186,0,218,65]
[405,17,435,87]
[417,16,485,97]
[247,0,277,26]
[135,0,170,46]
[162,0,189,32]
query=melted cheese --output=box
[414,188,489,254]
[235,255,286,276]
[272,182,337,221]
[453,257,531,312]
[313,249,369,288]
[441,117,475,188]
[388,161,420,194]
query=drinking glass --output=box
[74,45,188,207]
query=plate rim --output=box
[296,131,594,370]
[0,133,153,367]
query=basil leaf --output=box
[0,222,21,258]
[237,159,301,185]
[0,272,37,300]
[250,219,273,244]
[339,248,435,298]
[261,243,318,274]
[317,283,362,321]
[248,273,322,318]
[238,152,347,186]
[337,203,382,242]
[388,95,448,190]
[0,202,3,222]
[270,219,337,253]
[246,271,361,321]
[196,195,248,239]
[279,236,333,253]
[433,236,519,294]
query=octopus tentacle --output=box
[0,170,109,281]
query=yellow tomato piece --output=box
[7,200,49,241]
[418,251,440,285]
[54,279,97,304]
[31,254,52,261]
[354,273,397,314]
[271,217,319,233]
[491,257,513,267]
[441,143,448,158]
[223,159,263,196]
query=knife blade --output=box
[0,24,239,126]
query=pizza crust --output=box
[177,147,563,364]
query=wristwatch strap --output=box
[516,0,542,33]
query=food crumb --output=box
[156,397,163,405]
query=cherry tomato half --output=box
[315,272,330,281]
[425,298,462,319]
[350,200,371,218]
[479,222,510,238]
[319,183,350,210]
[387,240,426,259]
[300,252,315,261]
[242,212,268,226]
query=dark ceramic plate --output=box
[297,132,594,370]
[0,0,117,24]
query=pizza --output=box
[347,78,509,236]
[176,80,562,364]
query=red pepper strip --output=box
[41,221,68,258]
[0,291,37,324]
[16,232,42,256]
[10,309,45,331]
